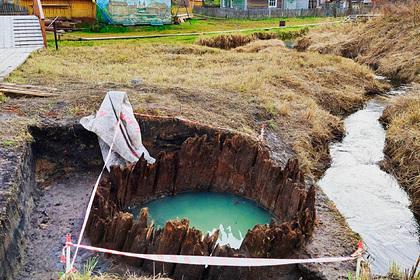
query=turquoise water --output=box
[128,192,273,248]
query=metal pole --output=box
[53,21,58,50]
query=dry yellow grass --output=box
[381,85,420,218]
[196,28,309,50]
[306,1,420,83]
[5,40,384,177]
[197,34,254,49]
[233,39,286,53]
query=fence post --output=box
[53,20,58,50]
[32,0,47,48]
[355,256,362,278]
[65,234,72,273]
[354,241,364,278]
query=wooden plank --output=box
[0,88,57,97]
[0,82,58,91]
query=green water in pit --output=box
[128,192,273,249]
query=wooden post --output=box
[53,21,58,50]
[32,0,47,48]
[65,234,72,274]
[355,256,362,278]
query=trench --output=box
[318,85,420,274]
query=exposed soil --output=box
[16,171,98,280]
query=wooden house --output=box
[19,0,96,21]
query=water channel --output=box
[318,86,419,274]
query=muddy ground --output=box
[16,171,97,280]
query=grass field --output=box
[304,2,419,83]
[55,16,342,42]
[5,30,384,177]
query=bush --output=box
[198,28,310,50]
[276,27,309,41]
[197,34,254,49]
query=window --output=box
[268,0,276,7]
[308,0,317,8]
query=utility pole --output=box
[347,0,353,15]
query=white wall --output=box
[0,17,14,48]
[296,0,308,8]
[283,0,309,9]
[283,0,296,9]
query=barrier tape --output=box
[66,105,366,273]
[63,240,363,268]
[69,118,122,271]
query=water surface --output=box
[319,96,419,274]
[128,192,273,249]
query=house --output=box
[19,0,96,21]
[221,0,319,10]
[15,0,170,24]
[98,0,171,25]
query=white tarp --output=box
[80,91,155,169]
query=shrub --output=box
[197,34,254,50]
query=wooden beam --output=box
[0,88,57,97]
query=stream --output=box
[318,86,420,274]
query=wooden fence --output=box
[193,5,373,18]
[0,3,28,15]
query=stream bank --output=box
[318,86,420,274]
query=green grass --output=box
[59,17,341,40]
[49,22,333,48]
[47,35,199,48]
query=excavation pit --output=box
[0,114,316,280]
[86,114,316,280]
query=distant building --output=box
[98,0,171,25]
[19,0,96,21]
[221,0,319,9]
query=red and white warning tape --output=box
[69,118,122,271]
[62,237,364,269]
[65,109,366,274]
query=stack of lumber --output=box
[0,83,58,97]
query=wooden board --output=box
[0,83,58,97]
